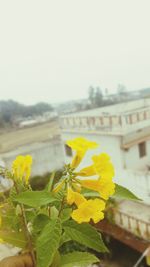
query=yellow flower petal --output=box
[80,179,100,191]
[12,155,32,184]
[67,137,98,152]
[67,188,86,207]
[80,177,115,200]
[98,177,115,200]
[67,137,98,169]
[71,198,105,224]
[92,153,115,179]
[78,165,96,177]
[71,151,85,169]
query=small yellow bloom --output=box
[0,238,3,243]
[12,155,32,184]
[67,137,98,169]
[71,198,105,224]
[80,177,115,200]
[67,187,86,207]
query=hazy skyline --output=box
[0,0,150,105]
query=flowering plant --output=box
[0,137,138,267]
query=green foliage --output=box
[15,191,58,208]
[81,188,100,198]
[114,184,140,200]
[36,219,62,267]
[60,240,87,255]
[0,100,53,127]
[51,251,61,267]
[63,220,108,253]
[46,171,56,192]
[60,208,72,222]
[30,170,63,190]
[0,140,141,267]
[0,230,27,248]
[60,251,99,267]
[33,214,50,236]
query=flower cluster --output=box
[4,137,115,226]
[55,137,115,224]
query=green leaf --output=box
[47,171,56,192]
[0,230,26,248]
[60,208,72,222]
[51,206,59,219]
[36,219,62,267]
[81,188,100,198]
[59,232,71,246]
[33,214,50,235]
[51,251,61,267]
[60,251,99,267]
[63,220,108,253]
[15,191,57,208]
[114,184,141,200]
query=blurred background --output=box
[0,0,150,266]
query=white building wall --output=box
[1,141,65,177]
[123,140,150,170]
[114,169,150,204]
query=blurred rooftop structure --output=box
[61,98,150,136]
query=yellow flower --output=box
[67,137,98,152]
[92,153,114,179]
[80,177,115,200]
[12,155,32,184]
[71,198,105,224]
[67,137,98,168]
[67,187,86,207]
[78,153,114,179]
[0,238,3,243]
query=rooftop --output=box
[62,98,150,117]
[60,98,150,137]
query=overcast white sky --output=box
[0,0,150,105]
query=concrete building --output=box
[61,98,150,171]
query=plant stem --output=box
[58,197,65,218]
[14,182,36,266]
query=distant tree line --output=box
[0,100,53,127]
[88,86,103,108]
[87,84,128,109]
